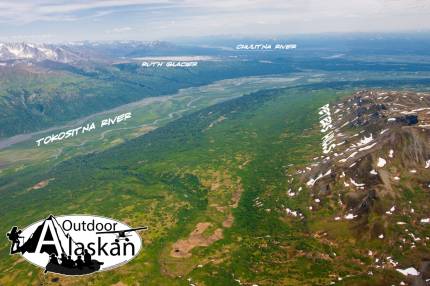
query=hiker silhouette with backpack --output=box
[6,226,23,254]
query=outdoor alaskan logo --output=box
[6,214,147,276]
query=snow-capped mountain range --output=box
[0,41,216,64]
[0,42,83,63]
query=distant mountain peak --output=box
[0,42,83,63]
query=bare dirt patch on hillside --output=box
[28,178,55,191]
[170,222,223,258]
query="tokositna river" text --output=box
[35,112,132,147]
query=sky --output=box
[0,0,429,42]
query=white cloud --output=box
[0,33,54,41]
[0,0,429,23]
[105,26,133,34]
[0,0,429,40]
[0,0,171,23]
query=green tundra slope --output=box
[0,86,338,285]
[1,84,429,285]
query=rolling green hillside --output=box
[2,82,425,286]
[0,86,339,285]
[1,77,430,285]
